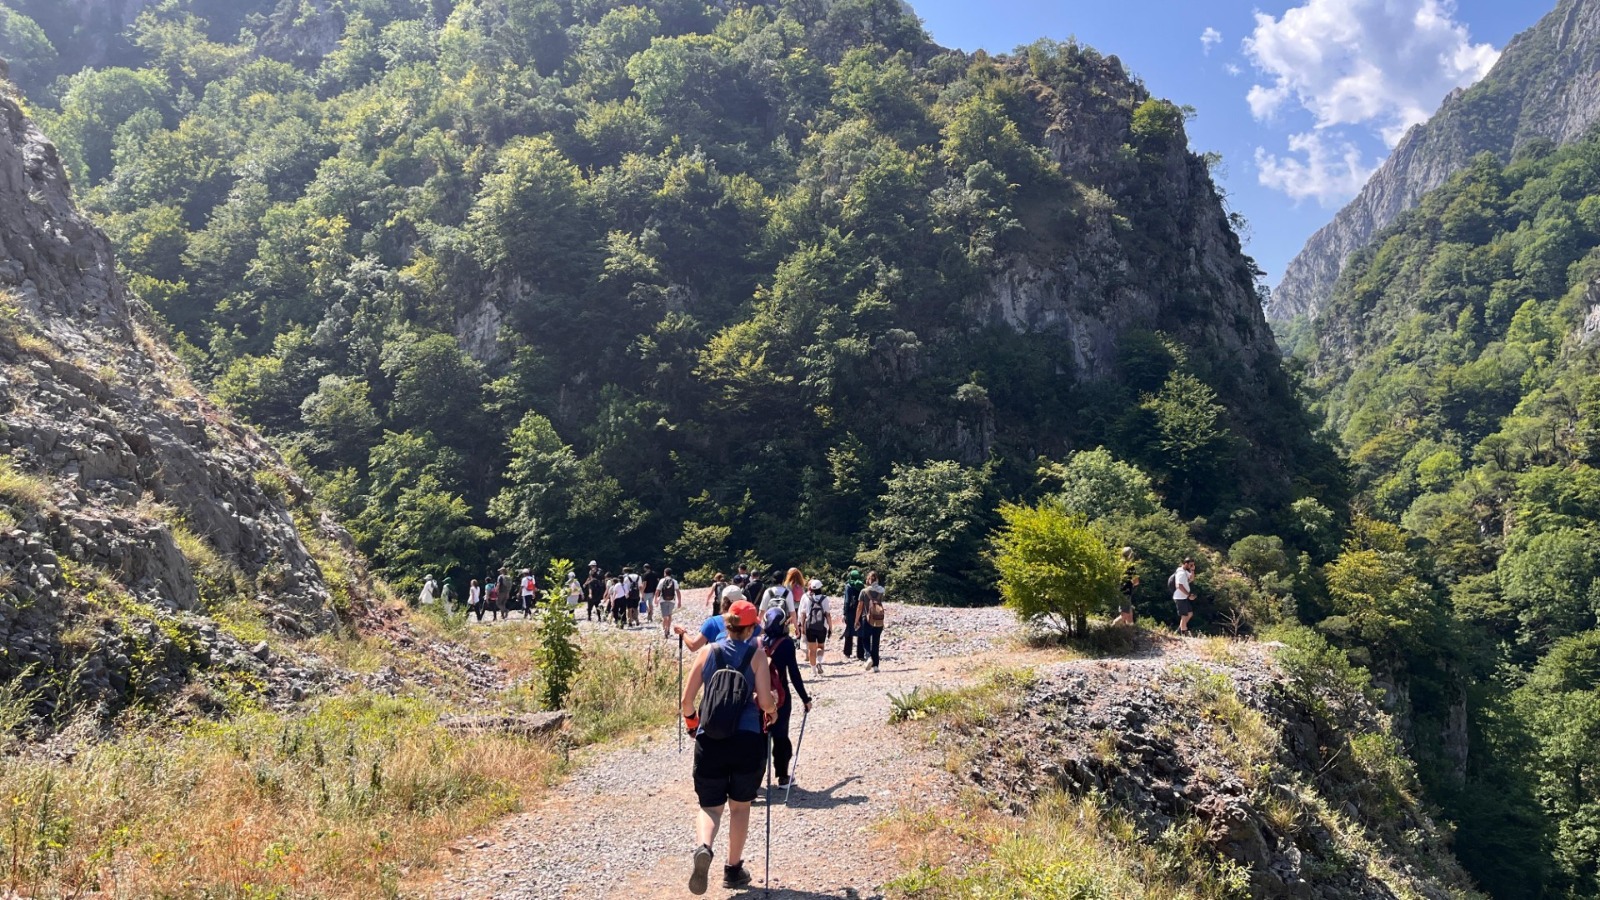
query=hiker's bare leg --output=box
[726,800,751,864]
[696,805,722,848]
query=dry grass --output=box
[0,621,681,899]
[0,288,53,358]
[140,498,268,645]
[0,693,562,899]
[882,789,1252,900]
[0,458,51,511]
[469,624,681,745]
[1168,663,1277,786]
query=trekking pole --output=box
[676,634,684,754]
[785,707,809,806]
[764,733,774,897]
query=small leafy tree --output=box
[535,556,580,709]
[860,460,993,605]
[1040,446,1160,519]
[992,502,1121,636]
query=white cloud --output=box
[1201,27,1222,54]
[1225,63,1242,77]
[1255,132,1377,204]
[1245,0,1498,144]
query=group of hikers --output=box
[677,566,888,893]
[1117,550,1201,636]
[415,548,1206,894]
[416,566,571,620]
[678,553,1209,894]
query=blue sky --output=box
[908,0,1540,284]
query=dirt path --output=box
[429,601,1022,900]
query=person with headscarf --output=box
[418,574,438,607]
[759,605,810,788]
[842,567,866,660]
[441,576,458,614]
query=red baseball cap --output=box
[728,599,759,627]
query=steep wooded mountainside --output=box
[0,82,360,726]
[1286,131,1600,899]
[1270,0,1600,321]
[0,0,1341,601]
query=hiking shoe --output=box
[722,862,752,889]
[688,844,713,895]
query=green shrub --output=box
[534,586,580,710]
[992,502,1120,636]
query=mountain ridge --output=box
[1269,0,1600,321]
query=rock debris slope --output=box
[0,84,349,725]
[1271,0,1600,320]
[952,643,1483,899]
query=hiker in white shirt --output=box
[1171,557,1196,636]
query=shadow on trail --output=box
[732,883,876,890]
[761,775,869,811]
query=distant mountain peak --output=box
[1270,0,1600,321]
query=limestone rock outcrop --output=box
[945,644,1482,899]
[0,85,349,724]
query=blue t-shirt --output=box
[698,638,762,735]
[700,616,727,644]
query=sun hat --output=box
[809,578,823,591]
[728,599,759,627]
[720,587,747,606]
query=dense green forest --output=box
[0,0,1337,602]
[1283,134,1600,898]
[6,0,1600,896]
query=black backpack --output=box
[806,595,828,632]
[698,643,755,740]
[626,575,641,602]
[661,579,677,602]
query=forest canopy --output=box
[0,0,1330,602]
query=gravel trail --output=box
[430,599,1022,900]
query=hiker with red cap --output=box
[679,598,777,894]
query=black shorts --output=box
[805,626,828,644]
[1175,598,1193,616]
[693,731,766,807]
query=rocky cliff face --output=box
[0,85,349,725]
[974,55,1278,382]
[2,0,159,74]
[1270,0,1600,321]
